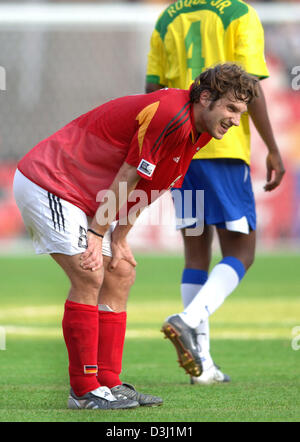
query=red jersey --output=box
[18,89,211,217]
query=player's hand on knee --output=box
[109,239,137,272]
[80,233,103,272]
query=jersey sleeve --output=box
[234,6,269,79]
[146,28,168,86]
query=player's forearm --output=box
[248,82,285,191]
[90,163,140,236]
[112,221,135,243]
[248,82,279,153]
[112,203,145,242]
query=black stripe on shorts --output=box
[47,192,65,232]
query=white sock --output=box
[180,257,245,329]
[181,269,213,370]
[195,320,214,371]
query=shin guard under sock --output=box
[97,310,127,388]
[62,300,100,397]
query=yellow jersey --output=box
[146,0,269,164]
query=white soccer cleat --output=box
[190,364,231,385]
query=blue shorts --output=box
[172,159,256,234]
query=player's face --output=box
[197,92,248,139]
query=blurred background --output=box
[0,0,300,255]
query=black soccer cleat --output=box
[111,383,163,407]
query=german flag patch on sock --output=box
[84,365,98,375]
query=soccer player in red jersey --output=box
[14,64,257,410]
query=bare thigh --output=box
[181,224,214,271]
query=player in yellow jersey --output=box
[146,0,285,384]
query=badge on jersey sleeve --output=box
[137,159,156,178]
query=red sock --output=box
[62,300,100,397]
[97,310,127,388]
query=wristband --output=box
[87,228,104,239]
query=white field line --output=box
[0,324,293,340]
[1,302,299,340]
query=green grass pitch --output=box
[0,253,299,422]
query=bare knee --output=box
[68,268,103,305]
[111,260,136,286]
[51,252,104,305]
[218,229,256,272]
[106,261,136,298]
[72,268,103,293]
[100,258,136,311]
[241,249,255,271]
